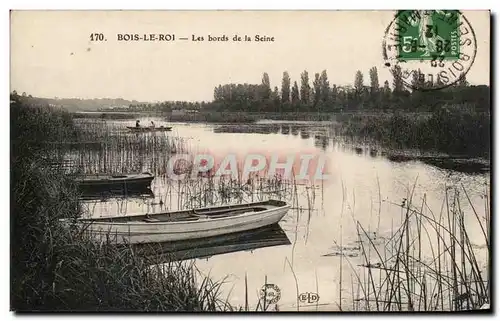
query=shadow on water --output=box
[300,129,310,139]
[212,124,281,134]
[79,187,155,202]
[131,224,291,263]
[314,135,330,151]
[386,154,490,174]
[212,123,332,141]
[334,136,490,174]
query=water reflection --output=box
[79,188,155,202]
[213,124,281,135]
[300,129,310,139]
[314,135,330,151]
[369,148,378,157]
[385,154,490,174]
[132,224,290,262]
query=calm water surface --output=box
[80,118,490,311]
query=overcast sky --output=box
[10,10,490,102]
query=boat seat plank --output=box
[143,217,161,223]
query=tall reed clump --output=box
[346,184,490,311]
[64,120,187,175]
[11,100,228,311]
[337,106,490,158]
[154,173,297,212]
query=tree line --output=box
[210,67,489,112]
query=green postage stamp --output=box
[396,10,460,61]
[383,10,477,90]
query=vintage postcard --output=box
[10,10,491,312]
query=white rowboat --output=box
[74,200,290,244]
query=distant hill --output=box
[10,92,151,112]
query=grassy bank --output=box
[10,100,227,311]
[167,111,334,123]
[335,105,490,158]
[72,112,141,120]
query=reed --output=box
[52,119,187,175]
[335,106,490,158]
[341,183,490,311]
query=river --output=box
[77,117,490,311]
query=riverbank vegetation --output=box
[10,98,228,311]
[343,183,490,311]
[335,105,490,158]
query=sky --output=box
[10,10,490,102]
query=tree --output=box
[331,84,338,109]
[261,72,271,99]
[213,85,223,101]
[271,86,280,109]
[300,70,310,106]
[354,70,364,97]
[458,73,469,87]
[411,69,425,89]
[291,81,300,105]
[369,67,379,94]
[382,80,391,106]
[368,67,380,108]
[436,73,444,87]
[312,73,321,107]
[281,71,291,103]
[319,70,330,106]
[391,65,404,94]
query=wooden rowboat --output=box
[76,172,154,191]
[127,126,172,132]
[73,200,290,244]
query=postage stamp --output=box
[383,10,477,91]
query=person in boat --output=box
[150,121,155,128]
[135,120,140,127]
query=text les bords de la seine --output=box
[115,34,275,42]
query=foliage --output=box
[337,106,490,157]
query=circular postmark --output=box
[383,10,477,91]
[259,283,281,305]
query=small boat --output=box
[127,126,172,132]
[76,172,154,191]
[72,199,290,244]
